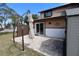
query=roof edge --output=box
[39,3,77,13]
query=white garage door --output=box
[46,28,65,38]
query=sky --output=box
[5,3,65,24]
[7,3,64,16]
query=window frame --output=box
[44,10,52,17]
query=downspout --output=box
[63,10,68,56]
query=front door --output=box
[35,22,44,35]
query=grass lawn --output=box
[0,32,44,56]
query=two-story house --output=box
[34,3,79,38]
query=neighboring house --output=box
[0,24,4,31]
[34,3,79,38]
[0,24,4,28]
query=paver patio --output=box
[15,35,64,56]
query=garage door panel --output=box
[46,28,65,38]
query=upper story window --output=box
[44,11,52,17]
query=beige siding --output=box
[53,8,66,13]
[66,8,79,16]
[39,13,44,19]
[39,4,79,19]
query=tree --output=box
[0,3,21,43]
[23,10,38,24]
[32,14,38,19]
[22,10,29,24]
[0,16,4,28]
[23,14,38,24]
[0,3,11,28]
[6,7,21,44]
[0,4,26,50]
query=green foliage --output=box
[0,4,21,27]
[23,11,38,24]
[32,14,38,19]
[0,4,39,27]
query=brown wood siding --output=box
[34,17,65,28]
[45,17,65,28]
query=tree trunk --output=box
[4,13,6,29]
[21,27,24,51]
[4,20,6,28]
[13,23,15,43]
